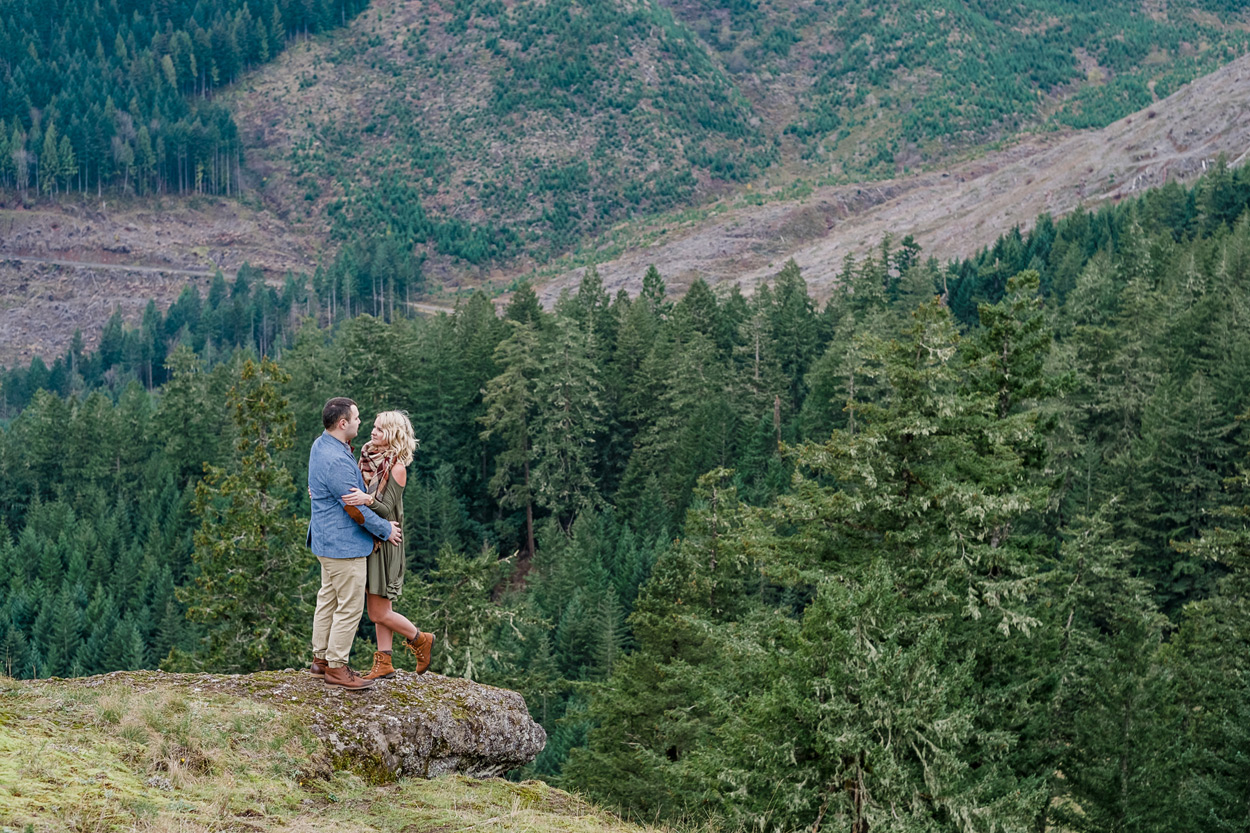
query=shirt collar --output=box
[321,430,355,455]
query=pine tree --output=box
[156,345,229,487]
[44,580,83,676]
[769,259,820,411]
[39,123,59,194]
[480,320,542,560]
[339,314,408,411]
[620,331,735,525]
[506,281,543,327]
[58,132,77,193]
[733,285,785,421]
[565,472,753,818]
[532,315,605,527]
[1043,511,1177,833]
[167,357,311,672]
[722,301,1050,830]
[524,631,562,726]
[1163,418,1250,829]
[639,264,670,318]
[591,587,626,680]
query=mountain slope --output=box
[232,0,1249,277]
[231,0,776,271]
[660,0,1250,170]
[534,50,1250,302]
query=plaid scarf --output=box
[358,440,398,500]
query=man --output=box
[307,396,402,690]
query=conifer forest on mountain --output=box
[4,0,1250,831]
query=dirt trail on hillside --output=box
[537,53,1250,303]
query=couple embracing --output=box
[306,397,434,691]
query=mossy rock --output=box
[53,669,546,781]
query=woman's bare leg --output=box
[367,593,418,652]
[367,594,395,652]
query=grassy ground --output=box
[0,675,657,833]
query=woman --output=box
[342,410,434,679]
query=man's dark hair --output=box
[322,397,357,430]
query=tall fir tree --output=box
[167,357,311,672]
[480,320,542,560]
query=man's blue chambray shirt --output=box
[307,431,392,559]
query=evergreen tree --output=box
[1165,415,1250,828]
[639,264,670,318]
[156,345,228,487]
[532,314,606,527]
[167,357,310,672]
[768,259,820,412]
[506,281,543,327]
[480,320,542,560]
[1044,511,1176,833]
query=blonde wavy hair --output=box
[371,410,418,466]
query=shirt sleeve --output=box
[329,455,394,540]
[369,480,400,520]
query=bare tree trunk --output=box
[523,455,535,562]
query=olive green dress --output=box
[365,478,405,600]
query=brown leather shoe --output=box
[323,665,375,690]
[402,632,435,675]
[310,656,329,676]
[362,651,395,680]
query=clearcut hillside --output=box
[232,0,1250,276]
[3,0,1249,364]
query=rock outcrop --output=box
[64,669,547,780]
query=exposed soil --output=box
[0,197,320,366]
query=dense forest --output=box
[2,158,1250,830]
[0,0,367,196]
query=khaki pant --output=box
[311,555,367,667]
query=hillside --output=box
[536,49,1250,302]
[3,1,1250,365]
[0,670,644,833]
[230,0,776,270]
[232,0,1250,275]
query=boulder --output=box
[67,669,546,780]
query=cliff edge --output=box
[72,668,545,779]
[0,669,567,832]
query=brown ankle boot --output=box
[402,632,435,675]
[310,656,329,676]
[362,651,395,680]
[323,665,375,691]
